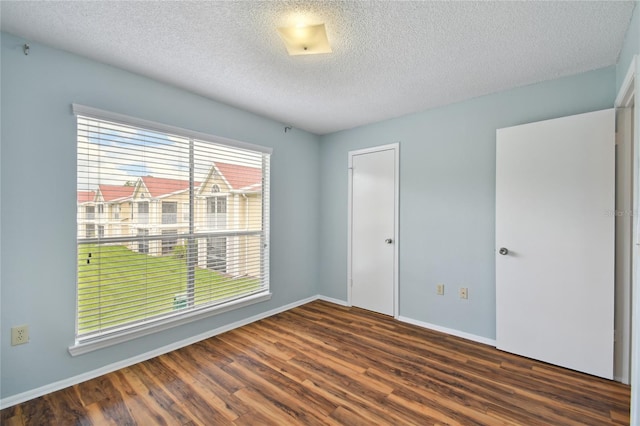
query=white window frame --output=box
[70,104,272,356]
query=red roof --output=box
[140,176,198,198]
[215,162,262,191]
[77,191,95,203]
[80,163,261,203]
[98,184,135,202]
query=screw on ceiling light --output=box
[23,44,29,56]
[284,126,292,133]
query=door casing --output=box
[616,54,638,426]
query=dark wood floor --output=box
[1,300,631,425]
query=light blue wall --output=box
[0,32,321,399]
[617,1,639,92]
[319,67,617,339]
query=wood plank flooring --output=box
[1,300,631,425]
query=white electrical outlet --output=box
[436,284,445,295]
[459,288,468,299]
[11,324,29,346]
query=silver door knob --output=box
[499,247,509,255]
[385,238,393,244]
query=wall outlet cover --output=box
[11,325,29,346]
[459,288,468,299]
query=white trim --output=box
[69,292,272,356]
[615,55,637,108]
[628,54,639,426]
[71,103,273,155]
[397,315,497,347]
[1,295,317,410]
[611,54,637,386]
[347,143,400,318]
[347,157,353,307]
[614,107,633,385]
[317,295,350,306]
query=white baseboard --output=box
[317,295,350,306]
[397,315,496,347]
[315,299,494,346]
[0,295,318,410]
[614,375,629,385]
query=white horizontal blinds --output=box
[76,113,270,342]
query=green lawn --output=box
[78,244,260,334]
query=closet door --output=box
[496,109,614,379]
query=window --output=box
[74,104,271,351]
[137,228,149,254]
[161,229,178,255]
[97,225,105,239]
[137,202,149,224]
[85,205,95,220]
[182,203,189,222]
[162,201,178,224]
[207,196,227,229]
[207,236,227,273]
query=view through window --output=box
[76,109,270,342]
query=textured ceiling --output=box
[0,1,636,135]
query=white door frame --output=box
[347,143,400,318]
[614,74,635,385]
[616,54,638,426]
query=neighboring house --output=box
[95,184,135,238]
[77,185,136,239]
[130,175,195,256]
[77,190,96,239]
[77,162,263,278]
[196,162,263,277]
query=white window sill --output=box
[68,292,272,356]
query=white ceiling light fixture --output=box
[277,23,332,56]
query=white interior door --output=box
[349,144,398,316]
[496,109,615,379]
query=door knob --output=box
[385,238,393,244]
[498,247,509,255]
